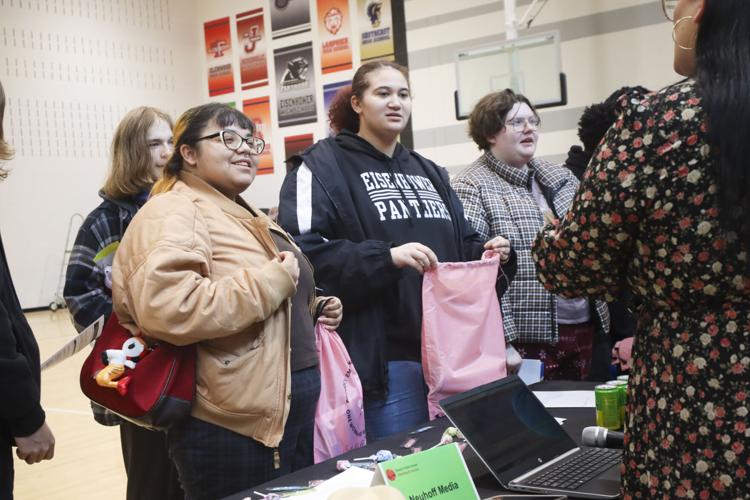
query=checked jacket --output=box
[452,151,609,344]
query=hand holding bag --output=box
[422,251,507,419]
[313,322,366,463]
[79,312,196,429]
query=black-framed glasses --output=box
[196,129,265,154]
[505,116,541,132]
[661,0,678,21]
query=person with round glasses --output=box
[111,103,342,499]
[533,0,750,497]
[196,128,265,155]
[452,89,610,381]
[63,106,182,500]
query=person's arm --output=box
[451,176,491,245]
[0,301,45,437]
[452,173,520,345]
[531,98,651,300]
[313,295,343,329]
[113,197,297,346]
[63,214,117,332]
[278,163,402,308]
[0,301,55,463]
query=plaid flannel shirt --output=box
[452,152,609,344]
[64,192,144,425]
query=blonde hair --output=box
[0,80,12,179]
[152,103,253,195]
[101,107,173,199]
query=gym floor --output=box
[13,310,125,499]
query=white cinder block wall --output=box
[0,0,203,308]
[1,0,683,308]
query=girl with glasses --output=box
[452,89,610,382]
[278,61,517,441]
[111,103,342,499]
[533,0,750,497]
[63,106,182,500]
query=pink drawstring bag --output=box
[313,323,366,463]
[422,251,507,419]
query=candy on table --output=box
[431,426,466,449]
[401,437,417,448]
[352,449,395,462]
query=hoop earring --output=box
[672,16,695,51]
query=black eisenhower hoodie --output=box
[333,132,468,361]
[279,131,517,396]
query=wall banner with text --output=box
[236,8,269,90]
[242,97,274,175]
[284,133,315,173]
[357,0,394,62]
[204,17,235,96]
[317,0,353,74]
[323,80,351,136]
[274,42,317,127]
[270,0,311,39]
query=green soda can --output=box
[595,384,620,430]
[616,375,629,383]
[607,380,628,429]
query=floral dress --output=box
[532,80,749,499]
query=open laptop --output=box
[439,375,621,499]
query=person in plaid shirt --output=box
[452,90,609,380]
[63,107,182,500]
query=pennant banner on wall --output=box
[270,0,311,39]
[358,0,394,62]
[204,17,235,96]
[243,97,274,175]
[236,8,269,90]
[274,42,318,128]
[317,0,353,74]
[323,80,351,136]
[284,133,315,173]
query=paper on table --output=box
[265,466,373,499]
[533,391,596,408]
[518,359,543,385]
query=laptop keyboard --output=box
[524,447,622,490]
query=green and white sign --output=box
[372,443,479,500]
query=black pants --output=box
[1,441,13,500]
[120,420,183,500]
[166,366,321,500]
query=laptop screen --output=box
[439,376,577,485]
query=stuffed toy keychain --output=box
[95,336,150,396]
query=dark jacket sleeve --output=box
[0,301,45,437]
[63,214,116,332]
[278,163,403,309]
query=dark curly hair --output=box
[328,61,410,134]
[577,85,650,155]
